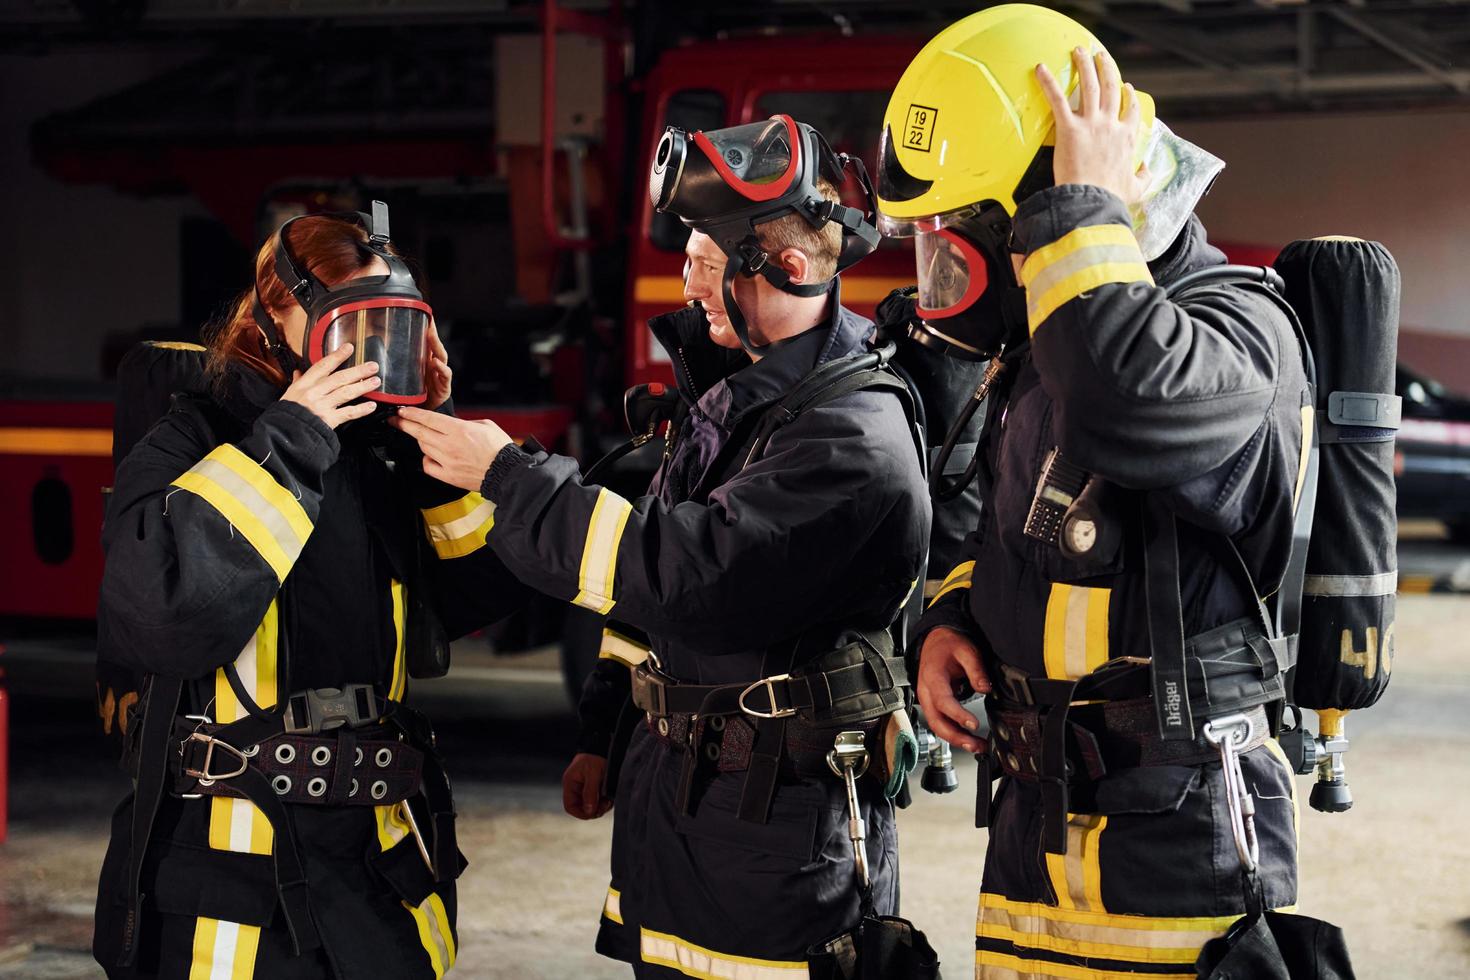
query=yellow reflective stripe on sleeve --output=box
[975,949,1194,980]
[1043,814,1107,912]
[1042,585,1112,680]
[573,489,634,615]
[210,444,313,542]
[390,579,408,702]
[599,630,651,668]
[1020,224,1153,334]
[422,492,497,559]
[172,444,313,582]
[208,601,278,857]
[187,917,263,980]
[639,927,809,979]
[603,887,624,924]
[928,559,976,607]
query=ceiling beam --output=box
[1329,7,1470,93]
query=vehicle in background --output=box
[1396,365,1470,542]
[0,29,924,700]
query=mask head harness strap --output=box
[252,201,411,377]
[652,115,881,355]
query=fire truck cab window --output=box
[649,89,727,253]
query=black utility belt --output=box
[987,699,1270,786]
[645,708,882,778]
[629,635,908,729]
[991,616,1287,716]
[173,721,423,807]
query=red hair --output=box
[205,215,391,387]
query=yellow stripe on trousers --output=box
[572,489,634,615]
[374,805,457,977]
[192,600,279,980]
[602,886,624,925]
[1043,815,1108,912]
[639,927,809,979]
[1042,584,1111,680]
[977,893,1239,978]
[975,949,1194,979]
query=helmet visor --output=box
[692,116,801,202]
[313,299,432,404]
[914,228,989,318]
[1131,120,1225,262]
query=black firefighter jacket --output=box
[94,362,527,980]
[473,296,932,974]
[915,185,1309,967]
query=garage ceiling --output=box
[3,0,1469,117]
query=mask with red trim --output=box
[909,207,1028,361]
[649,114,880,355]
[254,200,432,405]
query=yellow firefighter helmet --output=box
[875,3,1156,234]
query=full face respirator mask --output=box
[648,114,881,355]
[253,200,433,405]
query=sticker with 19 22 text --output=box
[904,104,937,152]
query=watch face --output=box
[1065,517,1097,554]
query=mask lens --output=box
[318,302,431,403]
[915,229,988,317]
[695,117,799,200]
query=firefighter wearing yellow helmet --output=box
[888,6,1315,978]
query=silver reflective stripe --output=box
[1303,572,1398,597]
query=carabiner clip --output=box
[1203,713,1260,874]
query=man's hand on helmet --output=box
[1036,47,1151,209]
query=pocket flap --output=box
[1092,765,1199,816]
[675,780,823,861]
[147,842,278,926]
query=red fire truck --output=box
[0,25,923,693]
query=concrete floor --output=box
[2,590,1469,978]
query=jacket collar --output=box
[216,362,286,426]
[647,280,876,430]
[1149,214,1227,285]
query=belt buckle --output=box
[180,732,249,783]
[738,674,796,720]
[631,664,668,718]
[285,684,380,735]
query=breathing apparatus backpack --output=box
[1168,238,1402,814]
[97,340,211,742]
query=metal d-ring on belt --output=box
[628,638,909,726]
[170,683,423,808]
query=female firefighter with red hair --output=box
[92,210,524,979]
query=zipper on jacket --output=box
[675,345,704,400]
